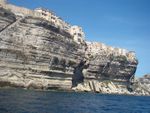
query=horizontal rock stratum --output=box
[0,7,85,90]
[0,3,147,95]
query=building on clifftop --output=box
[34,7,71,32]
[0,0,7,7]
[0,1,86,44]
[35,8,86,44]
[127,51,136,61]
[69,25,85,44]
[0,0,7,4]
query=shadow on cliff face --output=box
[0,7,16,21]
[72,60,88,87]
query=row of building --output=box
[0,0,85,44]
[0,0,136,60]
[86,42,136,60]
[34,8,85,44]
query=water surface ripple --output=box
[0,89,150,113]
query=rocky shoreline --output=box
[0,84,149,96]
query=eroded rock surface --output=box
[0,7,141,95]
[72,42,138,94]
[132,74,150,96]
[0,8,85,90]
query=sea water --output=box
[0,88,150,113]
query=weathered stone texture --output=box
[0,8,140,95]
[0,8,85,90]
[73,42,138,94]
[132,74,150,95]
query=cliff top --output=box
[0,0,137,60]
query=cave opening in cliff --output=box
[72,60,86,87]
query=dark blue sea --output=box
[0,88,150,113]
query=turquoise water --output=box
[0,88,150,113]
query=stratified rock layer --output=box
[73,42,138,94]
[0,8,139,95]
[0,8,85,90]
[132,74,150,95]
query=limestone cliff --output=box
[0,7,85,90]
[132,74,150,95]
[73,42,138,94]
[0,7,139,95]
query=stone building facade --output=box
[35,8,85,44]
[69,25,85,44]
[34,8,71,32]
[127,51,136,61]
[86,42,136,61]
[0,0,85,44]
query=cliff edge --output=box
[0,5,141,95]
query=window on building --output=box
[78,33,82,37]
[74,33,77,35]
[51,17,55,20]
[78,38,82,43]
[42,13,47,16]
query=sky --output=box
[8,0,150,77]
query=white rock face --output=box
[0,7,142,96]
[0,8,85,90]
[72,80,132,95]
[132,75,150,96]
